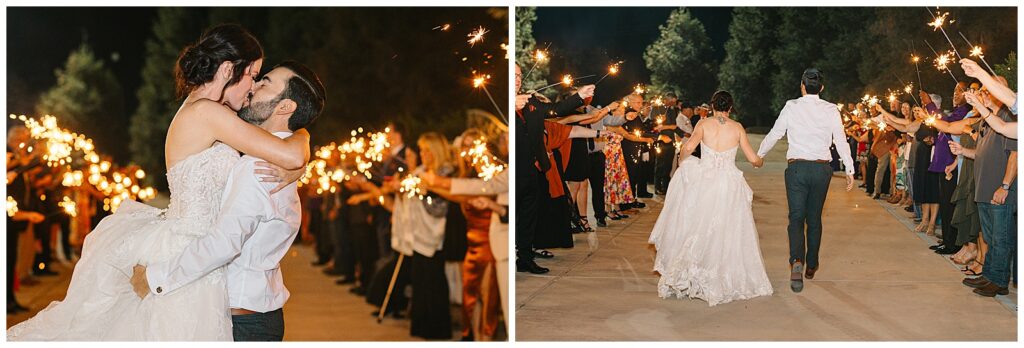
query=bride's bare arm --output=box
[737,125,763,167]
[195,100,310,170]
[678,120,704,162]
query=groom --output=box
[130,61,326,341]
[757,68,854,293]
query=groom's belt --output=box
[787,158,830,164]
[231,308,260,316]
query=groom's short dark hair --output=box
[802,68,823,95]
[275,60,326,131]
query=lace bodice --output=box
[699,142,739,170]
[164,143,240,231]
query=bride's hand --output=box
[255,161,308,194]
[131,265,150,299]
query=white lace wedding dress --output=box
[648,142,773,306]
[7,143,240,341]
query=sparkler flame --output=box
[398,175,425,199]
[7,196,17,217]
[467,26,488,47]
[927,12,948,31]
[459,138,506,181]
[934,52,953,71]
[533,49,548,63]
[561,74,573,86]
[970,46,984,58]
[633,84,645,95]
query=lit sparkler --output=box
[399,175,425,199]
[595,61,623,85]
[957,31,997,75]
[925,9,962,60]
[472,74,507,124]
[7,196,17,217]
[466,26,488,47]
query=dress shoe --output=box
[609,214,623,221]
[935,245,961,255]
[33,268,59,277]
[596,217,608,227]
[790,261,804,293]
[973,282,1009,297]
[322,267,344,276]
[7,302,27,314]
[928,243,943,250]
[335,277,354,285]
[371,309,406,319]
[962,276,991,288]
[637,192,654,199]
[349,286,366,296]
[904,206,915,212]
[517,260,550,274]
[633,202,647,209]
[805,266,818,280]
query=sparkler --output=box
[466,26,488,47]
[532,74,596,92]
[7,196,17,217]
[892,73,921,106]
[634,84,646,95]
[924,40,959,84]
[432,23,452,31]
[522,44,551,82]
[58,196,77,217]
[957,31,997,75]
[925,8,962,60]
[398,175,425,199]
[459,138,506,181]
[594,61,623,85]
[472,74,506,123]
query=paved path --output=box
[515,136,1017,341]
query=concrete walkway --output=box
[515,137,1017,341]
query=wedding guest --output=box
[926,83,971,255]
[6,125,45,314]
[652,93,680,195]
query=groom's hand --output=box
[131,265,150,299]
[845,175,854,191]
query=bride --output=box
[8,24,310,340]
[648,90,773,306]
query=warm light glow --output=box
[467,26,488,46]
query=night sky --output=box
[533,7,733,105]
[7,7,157,115]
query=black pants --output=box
[785,161,833,269]
[7,227,20,304]
[366,253,410,313]
[333,218,356,280]
[586,152,607,219]
[623,143,649,196]
[516,168,543,262]
[865,155,878,194]
[654,141,675,193]
[351,221,379,287]
[410,252,451,340]
[232,308,284,341]
[308,209,329,263]
[939,170,959,248]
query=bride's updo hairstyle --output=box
[710,90,733,113]
[175,24,264,98]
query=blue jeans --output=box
[232,308,284,341]
[978,203,1017,288]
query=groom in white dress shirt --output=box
[130,61,326,341]
[757,68,855,293]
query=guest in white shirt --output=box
[130,61,326,341]
[756,68,854,294]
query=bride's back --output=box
[698,117,742,152]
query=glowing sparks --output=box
[927,12,948,31]
[634,84,645,95]
[911,54,921,63]
[608,64,620,75]
[904,83,914,95]
[970,46,984,58]
[433,23,451,31]
[561,74,574,87]
[399,175,425,199]
[460,138,506,181]
[472,74,490,88]
[467,26,488,47]
[58,196,77,217]
[533,49,548,63]
[925,115,938,126]
[7,196,17,217]
[934,52,953,71]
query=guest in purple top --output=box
[926,82,970,174]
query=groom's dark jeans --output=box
[232,308,284,341]
[785,161,833,269]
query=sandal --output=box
[579,218,595,232]
[533,249,555,259]
[961,260,983,276]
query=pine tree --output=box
[515,7,550,93]
[128,8,206,189]
[717,8,779,127]
[994,51,1016,90]
[643,7,717,104]
[35,43,127,160]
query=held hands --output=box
[515,94,532,110]
[577,85,596,99]
[255,161,306,194]
[131,265,150,299]
[752,156,764,169]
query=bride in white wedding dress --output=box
[648,90,773,306]
[7,24,310,341]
